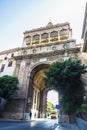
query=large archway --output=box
[26,63,52,119]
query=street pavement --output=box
[54,117,87,130]
[0,118,57,130]
[54,123,80,130]
[0,118,87,130]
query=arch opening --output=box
[26,63,52,119]
[47,90,59,118]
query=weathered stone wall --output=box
[2,99,25,119]
[2,40,81,120]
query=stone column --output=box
[49,32,50,43]
[68,29,72,39]
[13,60,21,77]
[39,91,43,118]
[39,34,41,44]
[58,30,60,41]
[30,36,32,45]
[42,89,47,118]
[27,76,33,109]
[32,90,35,109]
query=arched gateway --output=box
[2,22,82,120]
[26,63,50,119]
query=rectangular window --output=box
[8,61,13,67]
[11,53,14,57]
[0,64,5,72]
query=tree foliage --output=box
[0,75,19,99]
[47,101,54,113]
[44,59,87,114]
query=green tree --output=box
[0,75,19,99]
[44,59,87,117]
[47,101,54,114]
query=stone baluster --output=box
[58,30,60,41]
[49,32,50,43]
[30,36,32,45]
[68,29,72,39]
[39,34,41,44]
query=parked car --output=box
[50,111,57,119]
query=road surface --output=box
[0,118,57,130]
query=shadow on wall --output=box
[0,98,7,117]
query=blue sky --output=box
[0,0,86,51]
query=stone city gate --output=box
[1,22,83,120]
[2,41,80,120]
[1,21,84,120]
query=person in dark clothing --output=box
[29,111,32,119]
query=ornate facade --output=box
[0,22,85,120]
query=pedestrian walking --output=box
[29,111,32,119]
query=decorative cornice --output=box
[13,47,81,60]
[23,39,76,49]
[0,39,77,56]
[0,47,21,55]
[24,22,70,34]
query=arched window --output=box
[25,36,31,42]
[60,29,69,40]
[41,33,48,39]
[33,34,39,40]
[50,31,58,37]
[60,29,68,36]
[50,31,58,42]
